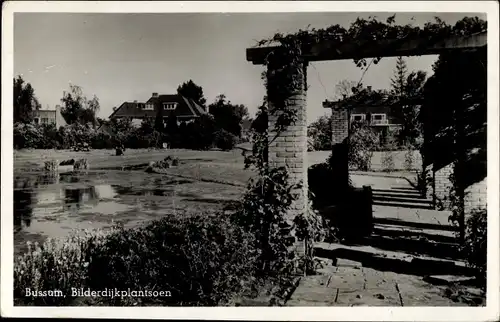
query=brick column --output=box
[330,106,350,190]
[434,163,453,209]
[267,62,308,226]
[464,177,487,217]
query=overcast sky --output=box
[14,12,485,123]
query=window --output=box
[144,104,154,110]
[351,114,365,122]
[163,103,177,110]
[371,114,387,123]
[41,118,48,124]
[34,118,39,124]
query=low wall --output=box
[464,177,487,217]
[308,150,422,171]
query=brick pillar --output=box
[330,107,350,191]
[267,62,308,227]
[464,177,487,218]
[434,163,453,209]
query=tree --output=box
[389,57,426,146]
[138,117,155,136]
[208,94,246,137]
[333,79,359,100]
[177,80,207,107]
[421,39,486,243]
[14,75,41,124]
[307,115,332,151]
[60,85,100,126]
[154,103,164,133]
[390,57,408,98]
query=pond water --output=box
[13,170,209,255]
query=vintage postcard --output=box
[1,1,499,320]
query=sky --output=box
[14,12,486,124]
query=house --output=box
[108,93,207,127]
[323,87,413,143]
[33,105,67,128]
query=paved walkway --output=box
[287,261,467,306]
[286,172,483,306]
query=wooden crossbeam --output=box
[247,31,487,65]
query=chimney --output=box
[152,92,158,98]
[134,100,138,104]
[367,86,372,91]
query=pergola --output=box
[245,31,487,227]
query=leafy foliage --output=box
[15,214,259,306]
[242,15,488,275]
[177,79,207,108]
[461,208,487,288]
[60,84,100,126]
[348,121,380,171]
[420,18,486,238]
[14,75,41,124]
[214,129,238,151]
[209,94,248,137]
[307,115,332,151]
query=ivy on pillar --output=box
[267,60,309,225]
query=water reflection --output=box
[63,186,99,211]
[13,174,116,235]
[14,188,34,232]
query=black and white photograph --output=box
[1,1,499,320]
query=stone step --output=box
[373,191,427,199]
[373,188,423,197]
[373,195,433,205]
[373,200,435,210]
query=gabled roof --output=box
[109,94,207,120]
[109,102,151,119]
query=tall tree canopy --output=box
[208,94,248,137]
[14,75,41,124]
[389,57,427,146]
[177,80,207,108]
[60,84,100,126]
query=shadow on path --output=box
[374,217,458,232]
[314,246,473,277]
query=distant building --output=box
[33,105,66,128]
[323,87,419,144]
[108,93,207,127]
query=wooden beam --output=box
[247,31,486,65]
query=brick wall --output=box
[330,107,350,188]
[464,177,487,217]
[434,163,453,208]
[331,108,349,145]
[267,64,308,226]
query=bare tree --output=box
[333,80,359,100]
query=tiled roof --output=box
[110,94,207,120]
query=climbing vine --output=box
[238,15,486,276]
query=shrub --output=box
[91,132,114,149]
[214,129,237,151]
[308,163,341,208]
[59,123,96,149]
[348,122,379,171]
[462,208,487,288]
[15,213,259,306]
[381,150,395,172]
[404,148,415,171]
[14,123,43,149]
[14,229,114,306]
